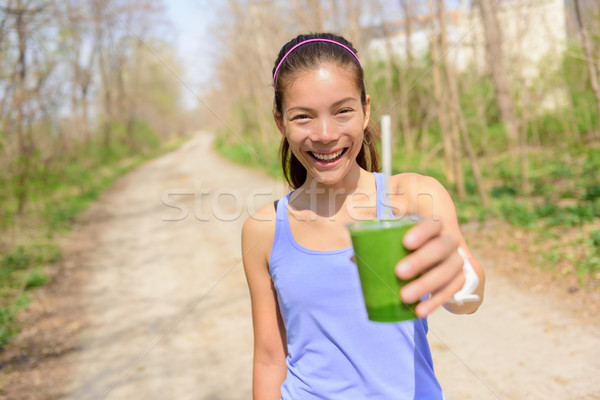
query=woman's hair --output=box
[272,32,380,189]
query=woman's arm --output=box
[391,173,485,318]
[242,205,288,400]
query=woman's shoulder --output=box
[242,200,279,263]
[391,172,448,193]
[390,172,455,218]
[242,201,278,240]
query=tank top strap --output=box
[272,192,292,249]
[275,192,290,221]
[374,172,386,220]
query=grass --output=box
[465,144,600,284]
[215,130,283,179]
[0,125,187,348]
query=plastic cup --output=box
[347,217,420,322]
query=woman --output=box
[242,32,485,399]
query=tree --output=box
[437,0,489,206]
[574,0,600,134]
[436,0,466,200]
[478,0,519,149]
[63,0,96,143]
[426,0,456,186]
[397,0,416,151]
[0,0,177,217]
[91,0,117,148]
[1,0,49,213]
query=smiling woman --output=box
[241,32,485,400]
[274,64,371,188]
[272,35,380,190]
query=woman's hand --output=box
[394,218,466,318]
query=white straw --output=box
[381,114,392,220]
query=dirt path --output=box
[60,133,286,400]
[2,133,599,399]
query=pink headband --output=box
[272,38,362,85]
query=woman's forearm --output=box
[253,359,287,400]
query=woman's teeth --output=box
[311,149,344,161]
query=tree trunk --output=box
[93,0,113,149]
[398,0,415,151]
[438,0,489,206]
[427,0,455,185]
[479,0,519,149]
[401,0,414,66]
[574,0,600,135]
[374,2,401,153]
[510,2,530,194]
[437,0,465,200]
[248,3,273,155]
[457,98,490,207]
[14,0,29,214]
[519,91,530,194]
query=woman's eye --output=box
[291,114,310,121]
[338,108,353,115]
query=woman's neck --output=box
[292,164,375,217]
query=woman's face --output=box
[275,64,370,187]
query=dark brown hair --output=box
[273,32,380,189]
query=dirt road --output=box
[4,133,600,399]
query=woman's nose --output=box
[312,117,338,143]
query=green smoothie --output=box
[347,218,420,322]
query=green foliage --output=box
[0,120,182,348]
[542,245,563,266]
[576,230,600,284]
[0,307,18,348]
[561,44,599,135]
[497,199,535,227]
[217,136,260,169]
[25,268,48,289]
[493,196,597,229]
[29,122,165,233]
[491,185,518,198]
[545,204,596,228]
[590,230,600,248]
[0,294,30,348]
[0,243,59,294]
[1,246,31,273]
[215,122,283,180]
[583,186,600,202]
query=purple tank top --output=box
[269,172,443,399]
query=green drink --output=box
[347,218,420,322]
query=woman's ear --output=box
[273,107,286,136]
[363,95,371,131]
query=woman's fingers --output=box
[396,229,459,280]
[400,249,463,304]
[402,218,442,250]
[415,267,466,318]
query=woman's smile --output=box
[278,64,370,187]
[309,148,348,164]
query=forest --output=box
[0,0,599,348]
[0,0,193,345]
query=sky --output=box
[165,0,466,109]
[165,1,219,109]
